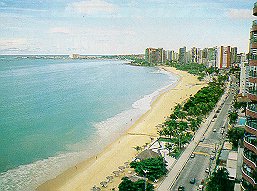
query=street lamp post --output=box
[143,169,149,191]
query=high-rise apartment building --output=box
[216,46,231,69]
[145,48,166,64]
[231,47,238,66]
[179,47,186,63]
[166,50,178,62]
[241,3,257,190]
[191,47,201,63]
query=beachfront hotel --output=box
[241,2,257,190]
[145,48,166,64]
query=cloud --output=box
[226,8,254,19]
[49,27,70,34]
[66,0,117,15]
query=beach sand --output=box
[37,67,206,191]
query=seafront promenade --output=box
[158,82,230,190]
[37,67,206,191]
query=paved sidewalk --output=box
[158,85,230,191]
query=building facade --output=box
[241,3,257,190]
[166,50,178,62]
[179,47,186,63]
[145,48,166,64]
[216,46,231,69]
[191,47,201,63]
[231,47,238,67]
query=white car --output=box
[198,185,204,191]
[205,168,210,173]
[213,128,217,132]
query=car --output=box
[190,153,195,158]
[212,149,216,153]
[210,155,215,160]
[213,128,217,132]
[189,178,196,184]
[200,137,205,142]
[198,185,204,191]
[178,185,185,191]
[211,119,215,122]
[220,129,224,134]
[205,168,210,173]
[214,114,217,118]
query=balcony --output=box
[242,167,257,188]
[245,119,257,136]
[249,54,257,66]
[248,90,257,101]
[244,136,257,155]
[249,70,257,77]
[243,151,257,170]
[251,37,257,49]
[250,60,257,66]
[254,3,257,16]
[249,77,257,84]
[247,104,257,119]
[252,20,257,32]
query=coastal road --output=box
[171,84,235,191]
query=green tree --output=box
[118,177,154,191]
[227,127,245,148]
[234,102,247,112]
[228,112,238,124]
[134,179,154,191]
[118,177,135,191]
[206,168,234,191]
[130,157,167,181]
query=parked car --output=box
[213,128,217,132]
[189,178,196,184]
[211,119,215,122]
[210,155,215,160]
[198,184,204,191]
[200,137,205,142]
[178,185,185,191]
[190,153,195,158]
[205,168,210,173]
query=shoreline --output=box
[37,67,206,191]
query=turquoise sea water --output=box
[0,56,178,190]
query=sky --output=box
[0,0,256,55]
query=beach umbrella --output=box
[106,176,113,182]
[118,166,125,172]
[91,185,101,191]
[113,171,120,176]
[124,162,129,168]
[100,181,108,187]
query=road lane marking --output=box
[198,143,215,149]
[192,151,210,156]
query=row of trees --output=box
[158,80,225,157]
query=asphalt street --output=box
[171,87,234,191]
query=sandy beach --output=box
[37,67,206,191]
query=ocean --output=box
[0,56,178,190]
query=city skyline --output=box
[0,0,256,55]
